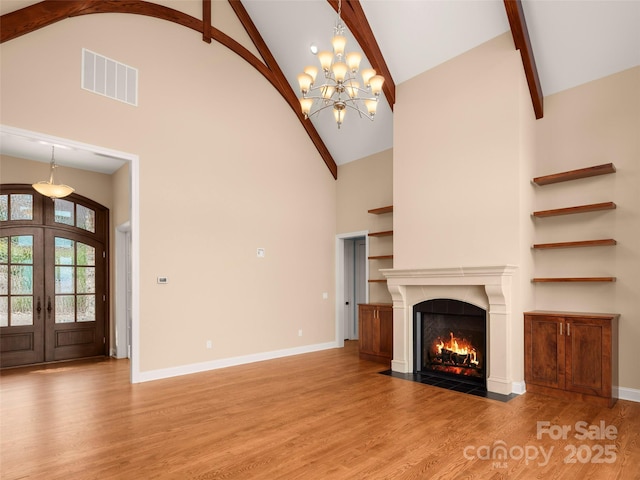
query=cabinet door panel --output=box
[525,315,564,389]
[566,320,608,396]
[358,305,375,355]
[378,307,393,358]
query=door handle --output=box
[36,297,42,318]
[559,322,563,336]
[47,297,52,316]
[567,323,570,336]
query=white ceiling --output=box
[1,0,638,172]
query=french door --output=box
[1,186,108,367]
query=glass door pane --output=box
[0,235,35,327]
[53,237,96,324]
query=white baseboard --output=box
[511,381,526,395]
[616,386,640,403]
[137,341,338,383]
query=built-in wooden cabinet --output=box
[532,163,617,283]
[524,311,618,407]
[358,304,393,366]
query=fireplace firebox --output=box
[414,299,487,386]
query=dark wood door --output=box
[44,229,106,362]
[524,314,565,389]
[1,185,109,367]
[0,227,45,366]
[565,319,609,397]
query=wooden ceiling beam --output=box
[504,0,544,119]
[328,0,395,109]
[202,0,211,44]
[0,0,338,179]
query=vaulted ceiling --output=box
[1,0,638,178]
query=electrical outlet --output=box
[257,248,265,258]
[206,340,212,349]
[298,329,303,337]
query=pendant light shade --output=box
[32,146,74,199]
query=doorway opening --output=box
[0,125,139,381]
[335,232,368,347]
[115,222,132,359]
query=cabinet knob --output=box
[559,322,563,336]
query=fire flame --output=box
[435,332,479,366]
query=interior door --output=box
[343,240,355,340]
[354,237,366,339]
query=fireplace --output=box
[382,266,520,395]
[414,299,486,387]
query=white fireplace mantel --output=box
[381,265,518,395]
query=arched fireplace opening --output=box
[414,299,487,387]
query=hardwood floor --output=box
[1,341,639,479]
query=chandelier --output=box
[32,146,75,199]
[297,0,384,129]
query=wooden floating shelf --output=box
[533,163,616,186]
[533,239,617,249]
[533,202,616,218]
[368,230,393,237]
[368,205,393,215]
[368,255,394,260]
[532,277,617,283]
[368,279,388,283]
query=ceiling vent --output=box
[82,48,138,106]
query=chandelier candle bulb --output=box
[333,106,346,126]
[370,75,385,95]
[303,65,318,84]
[346,52,362,72]
[346,82,360,99]
[365,99,378,116]
[332,35,347,57]
[300,98,314,118]
[297,73,313,94]
[321,85,335,99]
[361,68,376,87]
[318,51,333,72]
[332,62,348,83]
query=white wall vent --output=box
[82,48,138,106]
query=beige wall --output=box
[532,66,640,390]
[394,33,526,270]
[392,31,639,392]
[1,10,336,372]
[336,149,393,303]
